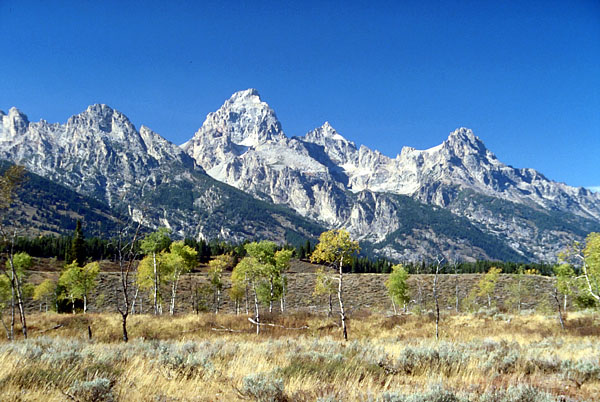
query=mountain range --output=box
[2,89,599,262]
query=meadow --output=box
[0,309,598,401]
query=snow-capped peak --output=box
[229,88,261,102]
[8,107,28,119]
[320,121,347,141]
[448,127,477,140]
[446,127,483,147]
[223,89,274,118]
[442,127,491,158]
[304,122,356,147]
[0,107,30,136]
[186,89,285,153]
[66,104,140,143]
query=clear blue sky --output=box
[1,0,599,189]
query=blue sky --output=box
[1,0,598,189]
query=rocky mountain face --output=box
[2,90,599,262]
[182,89,600,262]
[0,105,324,244]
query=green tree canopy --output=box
[583,232,600,301]
[476,266,501,308]
[245,241,277,266]
[59,261,99,313]
[559,232,600,302]
[208,254,231,286]
[310,229,360,268]
[33,279,56,312]
[386,264,410,312]
[140,227,172,256]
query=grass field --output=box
[0,310,598,401]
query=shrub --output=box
[478,342,520,374]
[479,384,555,402]
[522,357,561,375]
[68,378,114,402]
[154,341,215,378]
[240,372,287,402]
[379,384,464,402]
[573,293,598,309]
[394,344,467,376]
[562,358,600,384]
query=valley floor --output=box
[0,311,599,401]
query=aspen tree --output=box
[311,229,359,341]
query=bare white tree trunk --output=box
[580,259,600,301]
[130,285,139,315]
[9,247,27,339]
[244,273,249,314]
[280,275,286,313]
[554,287,565,330]
[169,275,180,316]
[338,255,348,341]
[253,283,260,335]
[170,282,176,315]
[10,274,14,340]
[83,294,87,314]
[153,252,158,315]
[269,278,274,313]
[391,298,397,315]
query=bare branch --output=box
[211,325,244,333]
[37,324,64,334]
[247,317,309,330]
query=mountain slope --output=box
[182,89,600,262]
[0,106,325,245]
[0,161,124,237]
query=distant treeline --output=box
[4,234,555,276]
[4,235,243,265]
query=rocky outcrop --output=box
[181,89,600,261]
[0,104,324,243]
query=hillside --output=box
[25,258,559,315]
[1,162,124,237]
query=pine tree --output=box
[70,220,86,266]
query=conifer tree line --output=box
[4,231,556,276]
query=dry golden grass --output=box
[0,310,598,401]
